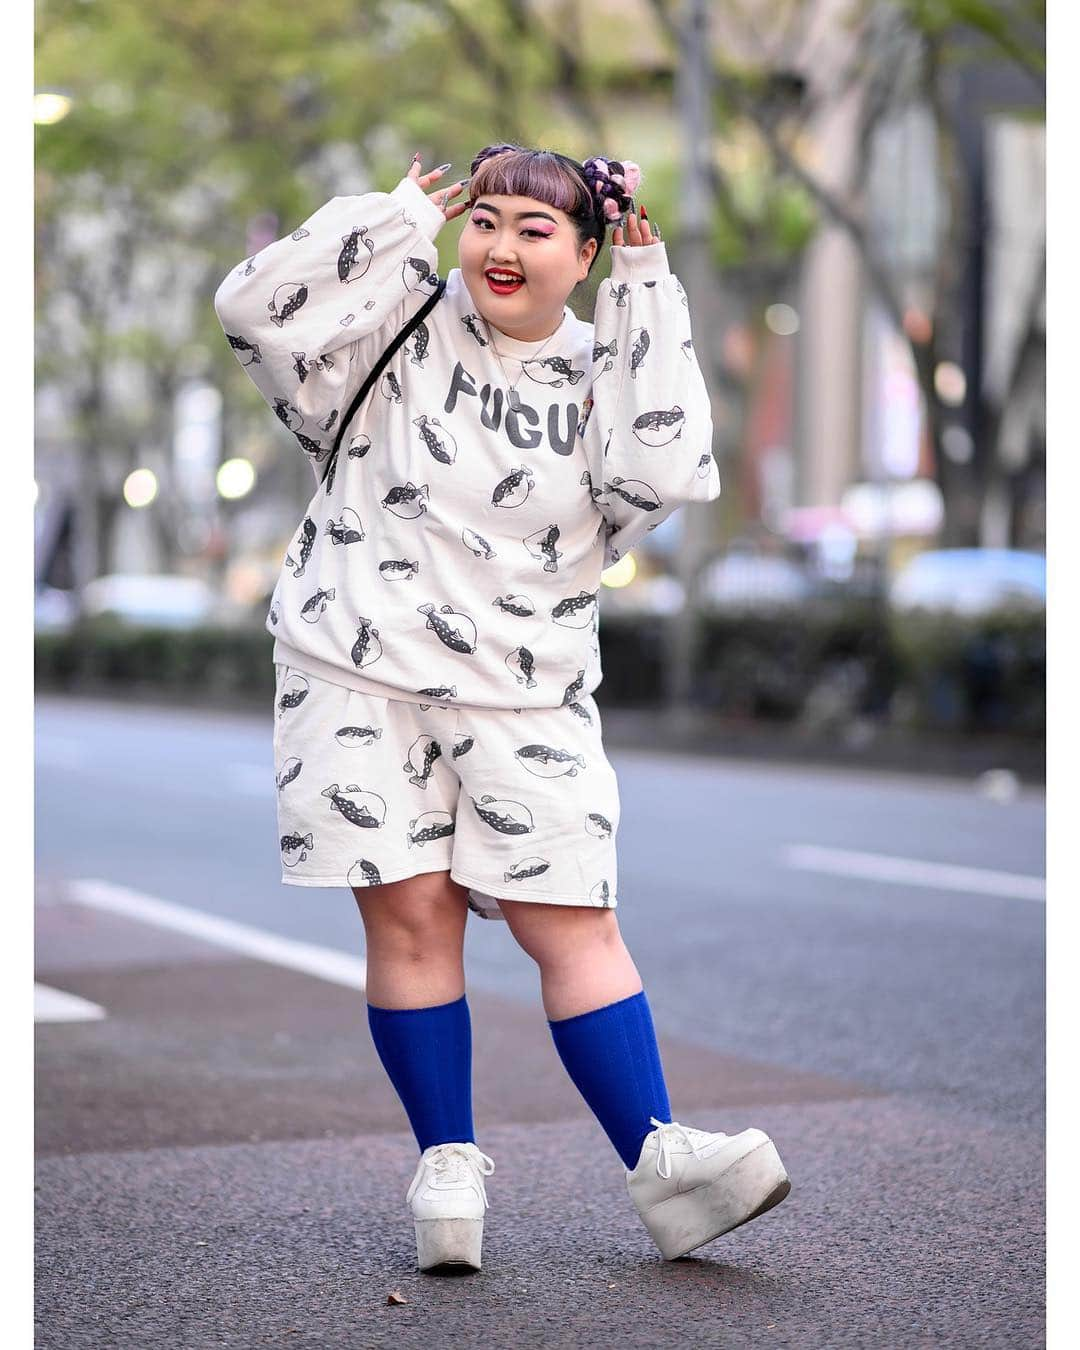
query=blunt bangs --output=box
[468,149,593,224]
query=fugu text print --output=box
[444,361,580,457]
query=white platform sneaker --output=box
[626,1116,790,1260]
[405,1140,496,1271]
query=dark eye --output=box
[474,219,546,239]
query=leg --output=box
[496,898,641,1020]
[353,868,469,1008]
[498,899,671,1171]
[354,869,475,1151]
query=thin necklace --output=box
[480,309,564,413]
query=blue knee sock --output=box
[366,993,475,1153]
[547,989,672,1171]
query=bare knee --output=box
[497,899,622,968]
[353,869,468,952]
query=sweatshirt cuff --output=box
[609,240,671,284]
[390,174,447,240]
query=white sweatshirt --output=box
[213,173,721,710]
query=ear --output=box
[579,237,598,277]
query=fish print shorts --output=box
[273,662,621,921]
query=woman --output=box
[213,143,789,1272]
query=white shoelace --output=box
[422,1142,496,1206]
[648,1116,726,1179]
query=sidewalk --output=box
[35,879,1044,1348]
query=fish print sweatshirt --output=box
[213,172,721,710]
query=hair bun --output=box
[582,156,643,225]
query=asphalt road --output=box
[35,693,1046,1348]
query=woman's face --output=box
[458,192,598,342]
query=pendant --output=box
[507,389,524,413]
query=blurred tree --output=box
[647,0,1044,544]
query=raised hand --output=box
[408,155,470,222]
[612,209,660,247]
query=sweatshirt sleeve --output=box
[581,241,721,568]
[212,174,446,481]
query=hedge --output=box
[34,600,1044,738]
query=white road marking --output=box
[784,844,1045,902]
[35,983,106,1023]
[65,879,368,991]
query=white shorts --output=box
[272,662,621,921]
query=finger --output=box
[626,212,641,246]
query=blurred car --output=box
[78,573,230,629]
[697,553,819,610]
[888,548,1046,615]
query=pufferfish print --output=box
[351,616,383,670]
[276,757,302,792]
[268,282,308,329]
[628,326,651,380]
[226,333,262,367]
[504,856,552,883]
[285,517,317,579]
[405,319,431,368]
[462,528,496,560]
[277,672,310,718]
[337,226,375,282]
[514,743,586,779]
[562,669,587,706]
[272,397,303,432]
[586,811,615,839]
[413,415,458,466]
[417,603,477,655]
[300,586,336,623]
[505,645,537,688]
[381,481,429,519]
[321,782,387,828]
[590,879,615,908]
[592,338,618,375]
[379,558,420,580]
[520,355,586,389]
[491,465,536,509]
[403,733,443,788]
[407,809,456,848]
[348,432,372,460]
[471,794,535,836]
[326,508,365,546]
[633,405,686,447]
[281,832,313,867]
[524,524,563,574]
[416,686,457,708]
[335,724,383,749]
[403,257,439,294]
[461,313,489,346]
[492,593,536,618]
[381,369,404,404]
[551,589,598,630]
[567,699,594,727]
[603,477,662,514]
[347,857,384,888]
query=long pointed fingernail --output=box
[435,162,453,174]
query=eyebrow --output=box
[471,200,558,225]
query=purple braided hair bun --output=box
[582,156,643,224]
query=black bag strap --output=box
[320,277,448,485]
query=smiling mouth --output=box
[485,271,525,293]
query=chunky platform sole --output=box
[414,1214,485,1271]
[639,1139,791,1261]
